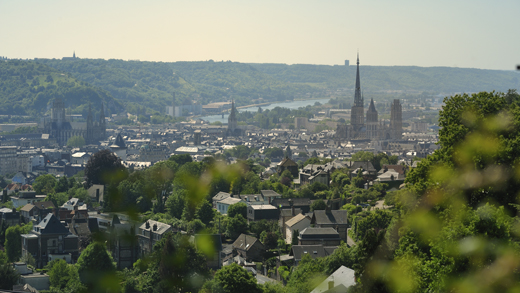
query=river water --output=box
[200,98,330,124]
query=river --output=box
[199,98,330,124]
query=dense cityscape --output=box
[1,2,519,291]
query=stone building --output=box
[21,213,79,268]
[138,220,172,257]
[40,98,106,146]
[335,54,403,141]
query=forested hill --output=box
[36,59,314,113]
[27,58,520,114]
[0,60,122,116]
[249,63,520,94]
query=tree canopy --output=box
[85,149,127,188]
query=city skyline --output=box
[1,0,519,70]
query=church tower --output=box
[227,100,238,136]
[366,98,378,140]
[99,102,106,140]
[350,53,364,136]
[51,98,66,128]
[86,104,94,144]
[390,99,403,140]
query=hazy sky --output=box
[1,0,519,70]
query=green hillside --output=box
[37,59,316,113]
[0,60,122,116]
[249,63,520,93]
[25,58,520,115]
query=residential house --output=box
[61,198,87,211]
[212,191,230,208]
[285,213,311,244]
[87,184,104,203]
[13,262,50,291]
[4,183,33,196]
[247,204,279,221]
[138,219,172,257]
[10,191,46,208]
[20,201,56,223]
[216,196,242,215]
[298,227,342,246]
[311,265,356,293]
[279,207,303,238]
[260,190,282,204]
[311,210,348,242]
[0,207,20,227]
[71,152,91,165]
[290,245,338,266]
[272,198,312,214]
[21,213,79,268]
[68,210,91,247]
[232,234,265,262]
[277,157,299,178]
[11,171,38,185]
[109,216,139,269]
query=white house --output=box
[71,152,91,165]
[285,213,311,244]
[216,197,242,215]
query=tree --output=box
[4,224,29,262]
[352,151,374,162]
[166,191,185,219]
[33,174,57,194]
[84,149,127,188]
[196,200,215,225]
[263,147,284,159]
[227,202,247,219]
[205,263,262,293]
[226,214,248,239]
[67,135,86,148]
[48,259,71,290]
[0,251,19,290]
[310,199,327,211]
[168,153,193,166]
[148,233,209,292]
[54,176,69,193]
[260,231,279,250]
[76,242,117,291]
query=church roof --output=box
[114,133,126,148]
[367,99,377,113]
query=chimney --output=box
[153,224,157,231]
[328,277,334,290]
[145,221,150,229]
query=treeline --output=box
[250,63,520,93]
[36,59,314,114]
[0,60,122,116]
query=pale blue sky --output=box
[1,0,518,70]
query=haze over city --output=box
[1,0,519,70]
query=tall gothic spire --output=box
[354,52,362,107]
[229,99,236,120]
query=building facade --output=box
[41,99,106,146]
[336,55,403,141]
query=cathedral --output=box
[336,54,402,141]
[227,100,243,136]
[41,98,106,146]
